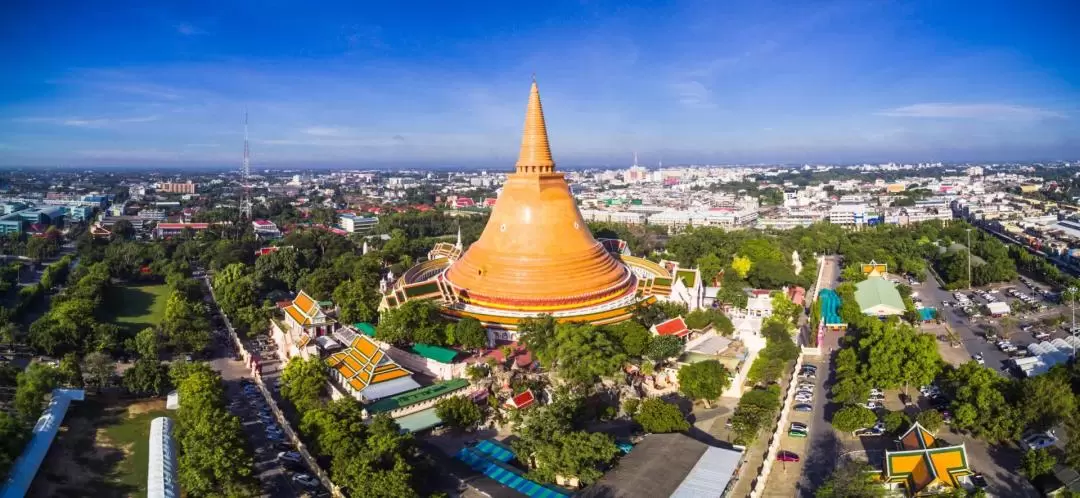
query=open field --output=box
[28,396,171,498]
[106,284,171,336]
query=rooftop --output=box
[581,433,741,498]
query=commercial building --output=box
[339,213,378,233]
[252,219,282,239]
[153,222,210,238]
[156,181,196,194]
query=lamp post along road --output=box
[1070,286,1077,332]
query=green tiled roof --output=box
[854,276,905,314]
[410,343,460,364]
[366,378,470,414]
[354,322,377,337]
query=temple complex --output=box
[381,80,704,340]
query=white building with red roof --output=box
[651,316,691,339]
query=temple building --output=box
[878,422,973,495]
[380,80,702,341]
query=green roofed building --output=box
[365,378,470,417]
[854,276,905,317]
[354,322,377,337]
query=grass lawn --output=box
[29,397,172,498]
[107,283,171,336]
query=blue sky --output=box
[1,0,1078,168]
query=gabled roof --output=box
[326,334,414,396]
[854,276,905,313]
[654,316,690,337]
[506,389,535,409]
[885,422,971,495]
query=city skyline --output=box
[2,0,1079,168]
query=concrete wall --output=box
[748,355,804,498]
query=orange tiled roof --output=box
[297,334,312,348]
[293,291,317,315]
[284,305,310,326]
[324,334,411,394]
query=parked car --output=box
[790,422,808,432]
[776,451,800,463]
[788,429,807,438]
[1021,432,1057,451]
[972,353,984,365]
[793,404,813,413]
[794,395,813,403]
[292,474,320,489]
[278,451,303,464]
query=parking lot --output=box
[765,363,825,497]
[203,278,328,498]
[913,273,1078,377]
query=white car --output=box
[973,353,984,365]
[869,388,885,396]
[795,395,813,403]
[292,473,320,489]
[864,401,883,410]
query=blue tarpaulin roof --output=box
[0,389,85,498]
[819,289,844,325]
[456,443,571,498]
[919,308,937,321]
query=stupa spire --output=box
[515,79,555,174]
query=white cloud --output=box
[13,115,160,128]
[878,103,1064,120]
[670,81,716,109]
[302,126,353,137]
[175,23,206,36]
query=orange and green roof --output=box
[884,422,971,495]
[326,334,412,394]
[366,378,470,415]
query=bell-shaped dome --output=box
[443,81,635,310]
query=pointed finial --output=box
[515,78,555,174]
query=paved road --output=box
[201,280,321,498]
[795,255,844,496]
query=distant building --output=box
[157,181,196,194]
[829,203,869,226]
[154,222,210,239]
[339,213,378,233]
[251,219,282,239]
[138,208,168,221]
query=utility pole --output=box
[1070,286,1077,332]
[966,228,972,291]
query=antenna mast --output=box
[240,111,252,220]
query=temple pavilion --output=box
[879,421,973,496]
[380,80,703,340]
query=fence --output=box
[747,355,804,498]
[203,278,345,498]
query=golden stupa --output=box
[442,81,636,311]
[380,80,689,329]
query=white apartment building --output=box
[579,209,648,225]
[339,213,379,233]
[647,208,758,231]
[829,203,869,226]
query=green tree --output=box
[633,397,689,433]
[602,320,651,357]
[1019,367,1076,432]
[0,411,30,478]
[175,368,257,496]
[831,405,878,433]
[162,292,211,353]
[549,322,626,385]
[123,359,171,396]
[295,267,341,301]
[451,317,488,351]
[135,327,161,360]
[915,409,944,433]
[83,351,115,390]
[1020,448,1057,480]
[434,396,483,431]
[280,356,329,413]
[333,278,380,325]
[677,360,731,407]
[882,410,910,434]
[815,460,885,498]
[730,386,781,445]
[518,314,557,367]
[14,363,59,421]
[58,353,83,388]
[377,300,443,346]
[646,335,684,362]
